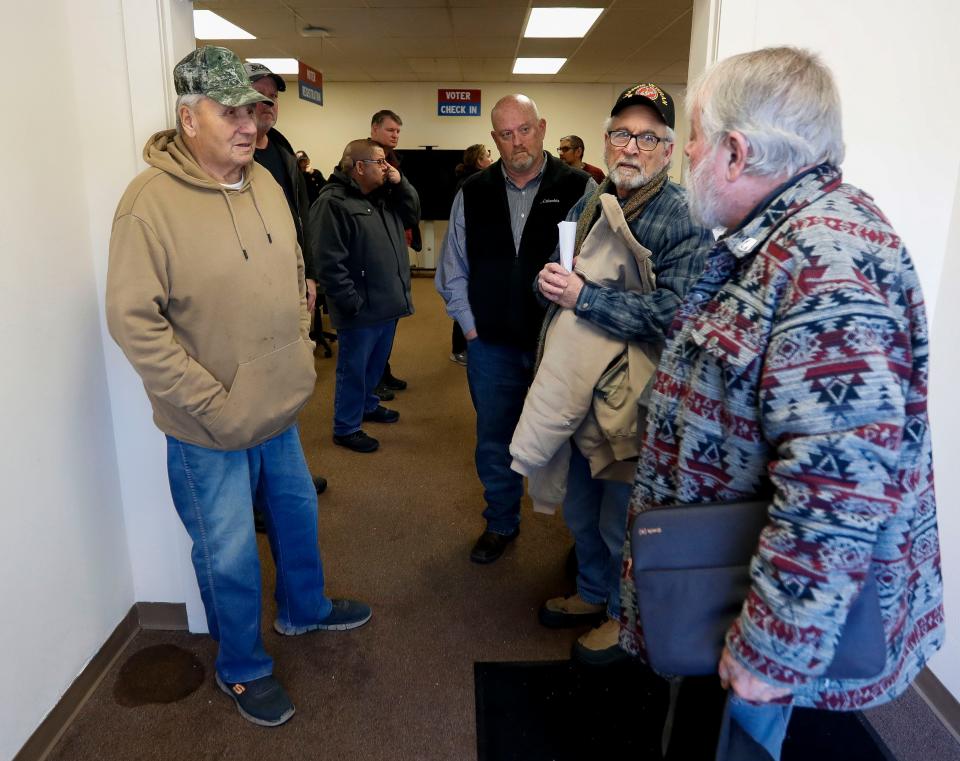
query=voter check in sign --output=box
[438,88,481,116]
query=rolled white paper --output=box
[558,220,576,272]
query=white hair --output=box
[175,93,205,134]
[686,46,845,177]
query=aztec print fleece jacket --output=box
[620,163,944,710]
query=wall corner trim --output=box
[12,602,189,761]
[914,667,960,744]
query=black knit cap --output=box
[610,83,675,129]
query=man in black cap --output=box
[533,83,712,663]
[245,62,328,503]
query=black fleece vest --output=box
[463,155,590,349]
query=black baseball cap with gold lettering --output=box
[611,83,675,129]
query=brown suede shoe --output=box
[538,593,606,628]
[572,618,630,666]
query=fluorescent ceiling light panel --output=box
[246,58,299,75]
[513,57,566,74]
[524,8,603,38]
[193,10,255,40]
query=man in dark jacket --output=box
[245,62,327,508]
[435,94,595,563]
[245,63,318,313]
[310,139,420,454]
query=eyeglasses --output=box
[360,158,388,167]
[556,146,574,153]
[606,129,670,151]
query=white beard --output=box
[685,149,728,230]
[607,163,649,192]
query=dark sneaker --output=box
[273,599,373,635]
[215,673,295,727]
[313,475,327,494]
[333,430,379,453]
[362,405,400,424]
[470,527,520,564]
[381,372,407,391]
[373,384,395,401]
[450,351,467,366]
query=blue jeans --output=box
[715,695,793,760]
[334,320,397,436]
[562,444,632,618]
[466,338,534,534]
[166,425,333,683]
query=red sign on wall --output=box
[438,88,481,116]
[298,61,323,106]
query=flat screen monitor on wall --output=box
[395,148,462,221]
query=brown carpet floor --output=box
[41,277,960,761]
[47,277,579,761]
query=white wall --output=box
[2,1,203,756]
[693,0,960,700]
[1,3,134,757]
[273,80,689,189]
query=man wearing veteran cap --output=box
[523,83,711,663]
[106,46,371,728]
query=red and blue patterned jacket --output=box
[620,164,944,709]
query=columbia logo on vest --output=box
[540,198,560,204]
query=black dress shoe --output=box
[470,528,520,564]
[333,430,379,453]
[254,509,268,534]
[373,384,395,401]
[362,405,400,424]
[381,371,407,391]
[313,475,327,494]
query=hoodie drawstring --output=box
[248,183,273,244]
[220,189,249,260]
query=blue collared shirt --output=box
[436,154,596,335]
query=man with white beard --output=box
[534,84,712,663]
[620,48,943,760]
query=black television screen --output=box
[396,148,463,221]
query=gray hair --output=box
[602,116,675,144]
[175,93,205,134]
[686,46,845,177]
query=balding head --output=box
[340,138,387,194]
[489,94,546,180]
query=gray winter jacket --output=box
[310,170,420,329]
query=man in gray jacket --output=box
[310,138,420,453]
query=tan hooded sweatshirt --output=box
[106,130,316,450]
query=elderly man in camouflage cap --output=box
[106,46,371,728]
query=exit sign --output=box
[438,88,481,116]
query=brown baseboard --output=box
[914,666,960,743]
[13,601,189,761]
[137,601,188,630]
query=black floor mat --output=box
[475,660,896,761]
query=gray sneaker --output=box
[273,599,372,635]
[215,673,295,727]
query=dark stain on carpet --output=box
[113,644,205,707]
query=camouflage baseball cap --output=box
[173,46,272,107]
[244,62,287,93]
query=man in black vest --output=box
[436,94,595,563]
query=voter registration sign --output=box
[298,61,323,107]
[438,88,481,116]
